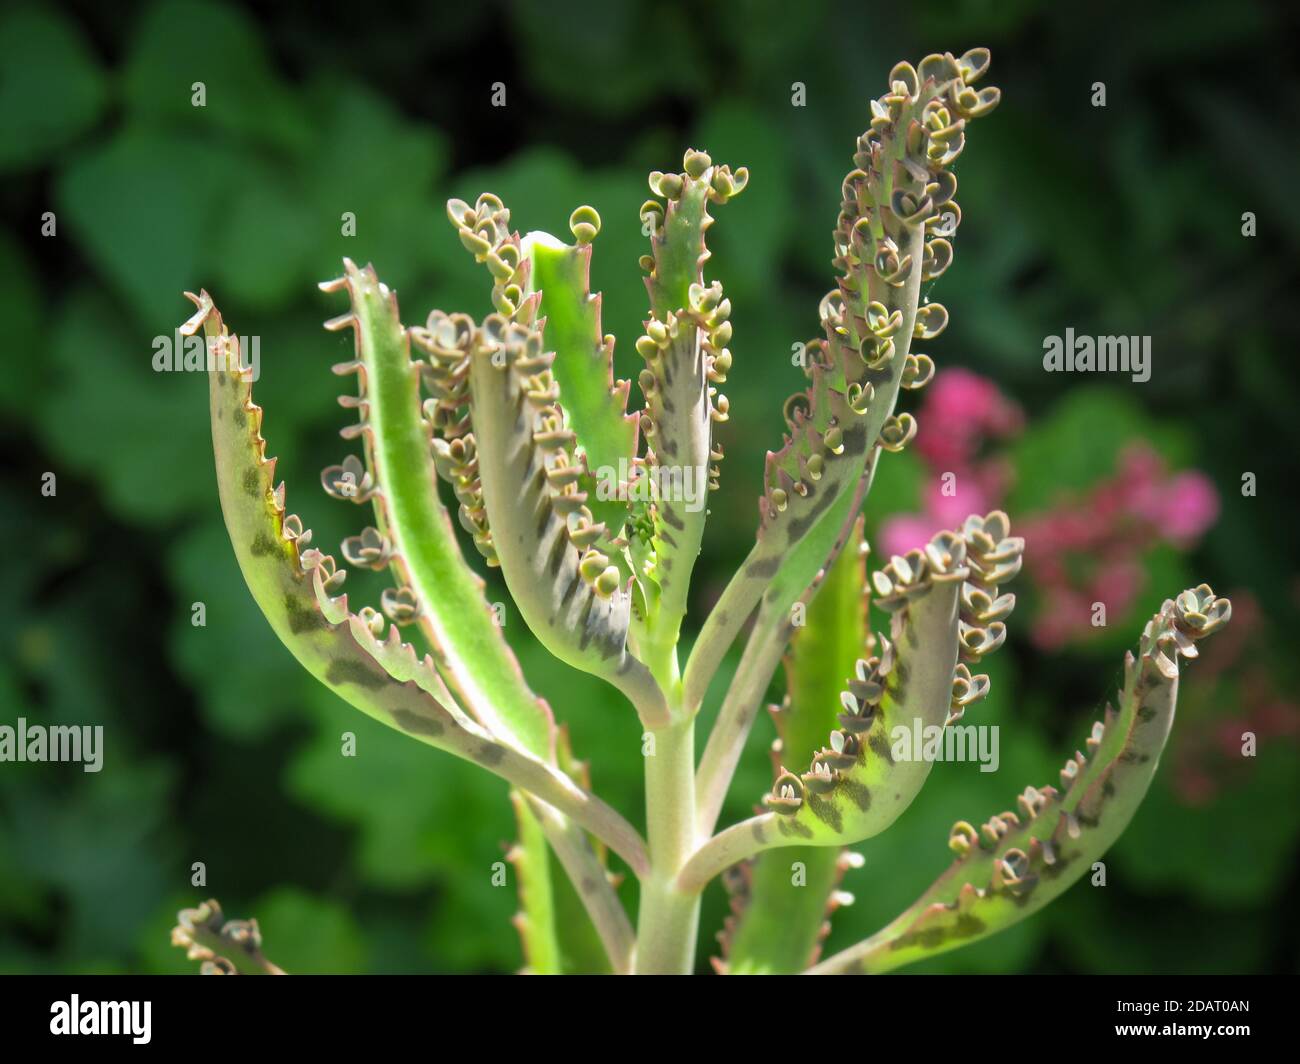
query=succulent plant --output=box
[176,48,1230,975]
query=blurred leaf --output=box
[210,173,320,311]
[1052,883,1267,974]
[510,0,703,114]
[167,519,315,737]
[0,230,45,417]
[693,102,792,303]
[423,871,521,974]
[0,6,107,172]
[287,689,515,892]
[38,287,212,522]
[122,0,307,151]
[1114,742,1300,907]
[0,763,176,959]
[56,129,244,327]
[251,886,368,973]
[300,82,448,293]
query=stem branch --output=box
[634,715,700,973]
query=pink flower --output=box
[924,477,993,528]
[915,368,1023,469]
[1158,472,1219,544]
[1119,446,1219,543]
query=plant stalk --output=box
[634,712,700,973]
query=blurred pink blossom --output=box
[878,514,935,559]
[915,367,1023,469]
[878,368,1021,559]
[874,369,1221,648]
[1147,472,1220,544]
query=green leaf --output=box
[444,181,639,550]
[322,259,558,761]
[684,51,1000,712]
[685,513,1024,893]
[779,518,869,764]
[548,841,616,974]
[767,539,967,846]
[636,150,746,653]
[541,732,619,974]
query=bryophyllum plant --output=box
[175,48,1231,975]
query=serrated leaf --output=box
[462,315,667,726]
[810,587,1231,973]
[523,230,638,537]
[188,288,647,872]
[507,792,563,974]
[322,259,558,761]
[722,520,867,973]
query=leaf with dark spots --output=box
[476,742,506,766]
[249,532,279,558]
[391,708,445,737]
[284,591,327,635]
[325,658,387,690]
[806,793,843,833]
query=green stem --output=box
[634,714,700,974]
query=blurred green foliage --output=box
[1,0,1296,973]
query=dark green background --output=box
[1,0,1296,973]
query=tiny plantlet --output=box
[175,49,1230,975]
